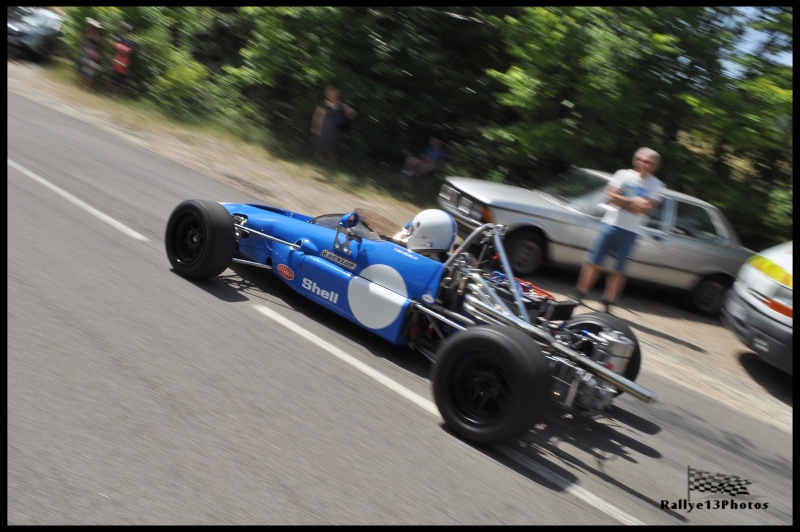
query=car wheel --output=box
[8,45,23,60]
[504,230,545,276]
[563,311,641,393]
[165,199,236,279]
[687,274,731,316]
[431,325,551,445]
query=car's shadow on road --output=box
[445,409,687,523]
[736,351,793,407]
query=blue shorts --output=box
[587,224,638,272]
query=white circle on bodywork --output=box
[348,264,408,329]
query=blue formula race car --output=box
[165,199,657,445]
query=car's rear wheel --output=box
[431,326,551,445]
[504,230,545,276]
[563,311,641,394]
[165,199,236,279]
[687,274,731,316]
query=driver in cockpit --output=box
[392,209,458,262]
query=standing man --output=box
[78,17,103,92]
[572,147,664,313]
[310,86,357,166]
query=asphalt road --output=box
[7,88,792,525]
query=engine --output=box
[549,328,636,412]
[407,221,655,416]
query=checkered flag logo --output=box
[689,467,752,497]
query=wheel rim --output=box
[693,279,726,314]
[509,240,542,274]
[172,213,205,266]
[449,352,513,427]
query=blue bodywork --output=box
[221,202,446,345]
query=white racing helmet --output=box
[406,209,458,254]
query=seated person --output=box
[392,209,458,262]
[402,137,445,177]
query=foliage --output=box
[150,53,211,121]
[54,6,792,250]
[221,8,517,165]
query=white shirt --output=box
[601,169,665,233]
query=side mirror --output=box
[339,211,360,229]
[334,211,360,256]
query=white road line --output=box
[253,303,439,415]
[7,159,149,242]
[253,303,645,525]
[496,444,646,525]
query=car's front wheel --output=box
[504,230,545,276]
[165,199,236,279]
[431,326,551,445]
[687,274,731,316]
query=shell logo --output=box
[277,264,295,281]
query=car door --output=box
[548,187,609,267]
[627,196,728,291]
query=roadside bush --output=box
[150,56,218,122]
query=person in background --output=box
[310,86,357,166]
[402,136,445,178]
[571,147,665,314]
[110,21,135,98]
[78,17,103,92]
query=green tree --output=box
[223,7,515,165]
[680,6,793,248]
[484,7,746,183]
[56,6,791,249]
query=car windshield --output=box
[8,7,31,21]
[18,10,61,30]
[539,168,609,210]
[308,213,382,242]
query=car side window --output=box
[645,200,664,229]
[673,201,719,241]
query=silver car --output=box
[7,7,64,61]
[437,167,754,315]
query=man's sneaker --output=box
[601,298,614,314]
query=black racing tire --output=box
[563,311,641,391]
[432,325,551,445]
[504,229,545,276]
[165,199,236,279]
[686,274,732,316]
